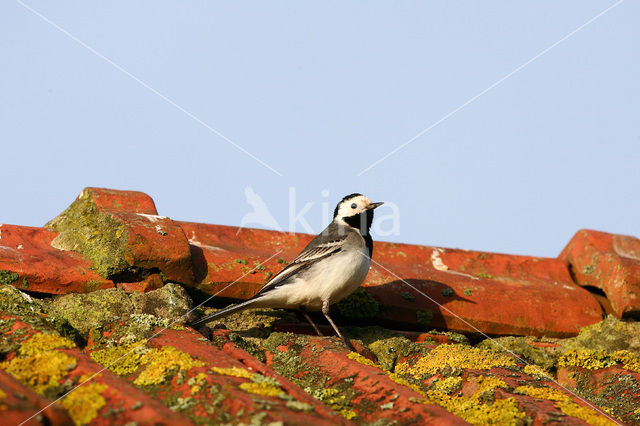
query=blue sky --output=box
[1,1,638,257]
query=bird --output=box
[190,193,383,348]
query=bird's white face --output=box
[334,195,378,220]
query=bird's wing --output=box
[253,236,346,297]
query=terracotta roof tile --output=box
[1,187,637,425]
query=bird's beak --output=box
[366,202,384,210]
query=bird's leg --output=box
[300,307,323,336]
[322,300,354,350]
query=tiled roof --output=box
[1,187,639,425]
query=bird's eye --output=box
[351,203,357,209]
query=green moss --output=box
[0,270,19,285]
[0,284,45,316]
[563,315,640,353]
[262,332,307,354]
[463,289,473,296]
[416,310,434,327]
[46,284,192,340]
[128,284,193,324]
[367,336,425,372]
[45,188,130,279]
[263,333,358,420]
[234,259,249,265]
[335,287,380,319]
[228,332,266,363]
[343,326,428,372]
[400,291,415,302]
[46,288,133,337]
[441,288,454,297]
[573,371,640,425]
[476,273,493,279]
[427,330,469,345]
[477,336,559,371]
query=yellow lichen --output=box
[60,383,108,425]
[90,342,147,376]
[395,344,516,380]
[431,376,462,394]
[515,385,616,426]
[515,385,569,402]
[347,352,378,368]
[1,351,77,394]
[133,346,205,386]
[558,350,617,370]
[310,388,355,419]
[611,350,640,373]
[391,355,523,425]
[18,333,76,356]
[189,372,209,394]
[339,409,357,420]
[388,372,425,395]
[425,390,525,425]
[556,401,618,426]
[0,389,6,399]
[470,375,508,395]
[558,349,640,373]
[239,381,284,397]
[523,364,551,378]
[210,366,254,379]
[421,374,521,425]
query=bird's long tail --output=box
[190,298,257,327]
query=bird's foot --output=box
[341,337,356,352]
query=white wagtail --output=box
[191,193,383,347]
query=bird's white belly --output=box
[257,248,371,311]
